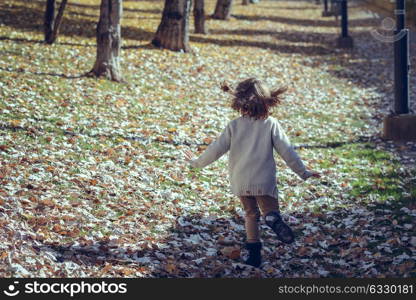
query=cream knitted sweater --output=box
[190,116,311,198]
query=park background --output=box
[0,0,415,277]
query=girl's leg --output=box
[240,196,262,267]
[255,195,279,216]
[239,196,261,243]
[256,196,294,244]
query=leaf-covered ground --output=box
[0,0,415,278]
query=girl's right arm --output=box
[271,119,314,180]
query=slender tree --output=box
[194,0,208,34]
[44,0,68,44]
[88,0,123,81]
[44,0,55,42]
[152,0,191,52]
[212,0,233,20]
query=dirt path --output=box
[351,0,416,169]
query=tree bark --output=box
[194,0,208,34]
[44,0,68,44]
[213,0,233,20]
[88,0,123,82]
[152,0,191,52]
[44,0,55,42]
[242,0,249,5]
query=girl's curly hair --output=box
[221,78,287,120]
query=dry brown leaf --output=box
[221,247,240,260]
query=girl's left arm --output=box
[190,124,232,168]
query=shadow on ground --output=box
[34,193,416,278]
[0,1,155,42]
[232,14,377,28]
[0,0,395,96]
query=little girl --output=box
[184,78,320,268]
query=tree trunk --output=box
[44,0,55,42]
[194,0,208,34]
[242,0,249,5]
[89,0,123,82]
[152,0,191,52]
[213,0,233,20]
[44,0,68,44]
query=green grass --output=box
[331,144,414,204]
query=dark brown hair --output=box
[221,78,287,120]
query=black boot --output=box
[245,242,262,268]
[265,212,295,244]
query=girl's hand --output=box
[183,150,195,162]
[309,171,321,178]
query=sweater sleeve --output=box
[190,124,232,169]
[271,119,310,180]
